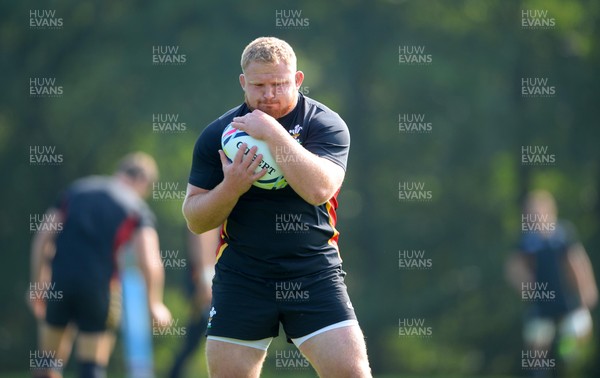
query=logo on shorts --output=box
[207,307,216,329]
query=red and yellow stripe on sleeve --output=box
[215,220,229,262]
[326,194,341,258]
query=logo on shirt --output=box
[289,125,302,143]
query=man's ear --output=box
[239,74,246,89]
[295,71,304,89]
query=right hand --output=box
[150,302,172,327]
[219,143,267,196]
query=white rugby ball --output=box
[221,123,288,190]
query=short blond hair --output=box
[240,37,297,72]
[116,152,159,183]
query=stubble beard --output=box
[244,93,298,120]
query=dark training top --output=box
[189,94,350,279]
[52,176,155,284]
[519,221,582,317]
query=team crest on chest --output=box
[289,124,303,143]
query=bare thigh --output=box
[298,325,372,378]
[76,331,116,365]
[206,339,267,378]
[35,323,77,378]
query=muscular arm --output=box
[265,122,344,205]
[188,228,219,307]
[566,243,598,309]
[182,184,238,234]
[30,208,61,284]
[29,208,62,319]
[232,110,345,205]
[183,145,266,234]
[189,227,219,272]
[133,226,172,325]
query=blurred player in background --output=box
[29,152,172,378]
[183,37,371,377]
[506,190,598,375]
[168,228,218,378]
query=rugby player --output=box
[29,152,171,378]
[183,37,372,377]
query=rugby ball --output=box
[221,124,288,190]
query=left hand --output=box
[232,110,280,141]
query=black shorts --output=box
[206,264,357,340]
[45,277,121,332]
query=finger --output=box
[218,150,231,168]
[231,121,243,131]
[233,143,248,164]
[252,168,268,180]
[247,150,263,171]
[247,151,267,179]
[232,115,247,130]
[244,146,260,168]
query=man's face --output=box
[525,198,557,224]
[240,61,304,119]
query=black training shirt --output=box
[188,94,350,279]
